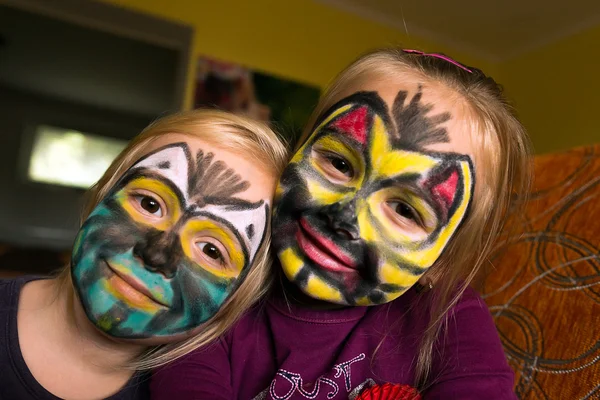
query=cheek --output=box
[74,202,140,262]
[274,167,314,215]
[356,198,438,286]
[361,193,430,244]
[277,164,307,194]
[304,176,347,205]
[175,267,235,314]
[378,260,425,288]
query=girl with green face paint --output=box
[0,110,287,399]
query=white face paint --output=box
[133,143,269,263]
[72,142,270,339]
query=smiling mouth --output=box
[296,217,358,273]
[104,261,169,310]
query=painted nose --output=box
[323,202,360,240]
[330,219,359,240]
[333,226,356,240]
[133,231,178,278]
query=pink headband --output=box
[402,49,473,74]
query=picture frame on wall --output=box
[193,56,321,145]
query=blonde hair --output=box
[296,48,532,387]
[56,109,288,370]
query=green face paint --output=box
[72,142,270,338]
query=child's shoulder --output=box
[0,275,46,309]
[217,300,269,342]
[446,285,488,313]
[0,276,25,297]
[383,285,487,319]
[0,275,40,293]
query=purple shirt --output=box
[151,285,515,399]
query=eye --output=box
[313,149,354,182]
[198,242,223,260]
[134,195,163,217]
[388,201,422,226]
[330,156,351,175]
[196,241,226,265]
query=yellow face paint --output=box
[310,135,364,188]
[272,89,474,306]
[72,142,271,339]
[369,116,438,179]
[304,275,343,303]
[400,161,473,266]
[305,177,347,205]
[280,248,305,280]
[180,219,245,279]
[287,105,354,165]
[117,177,182,231]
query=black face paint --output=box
[272,89,475,305]
[72,143,270,338]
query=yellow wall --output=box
[89,1,600,153]
[498,25,600,154]
[100,0,495,109]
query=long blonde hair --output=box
[296,48,532,387]
[56,109,288,369]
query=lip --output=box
[104,260,169,309]
[296,217,357,273]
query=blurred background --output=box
[0,0,599,277]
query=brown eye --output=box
[330,157,351,175]
[396,203,415,219]
[197,242,224,263]
[135,195,163,217]
[389,201,420,224]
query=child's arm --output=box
[150,338,232,400]
[422,287,518,400]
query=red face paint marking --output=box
[430,169,459,218]
[330,106,368,145]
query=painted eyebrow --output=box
[200,197,265,211]
[310,130,367,164]
[117,168,187,209]
[189,149,251,202]
[184,210,251,262]
[392,86,452,151]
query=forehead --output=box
[328,76,475,158]
[136,134,275,203]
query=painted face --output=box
[71,142,270,338]
[272,88,475,306]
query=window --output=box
[28,125,127,189]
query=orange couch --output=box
[481,144,600,399]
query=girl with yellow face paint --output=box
[150,48,532,400]
[272,90,475,307]
[0,110,287,399]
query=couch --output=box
[481,144,600,399]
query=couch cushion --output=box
[481,144,600,399]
